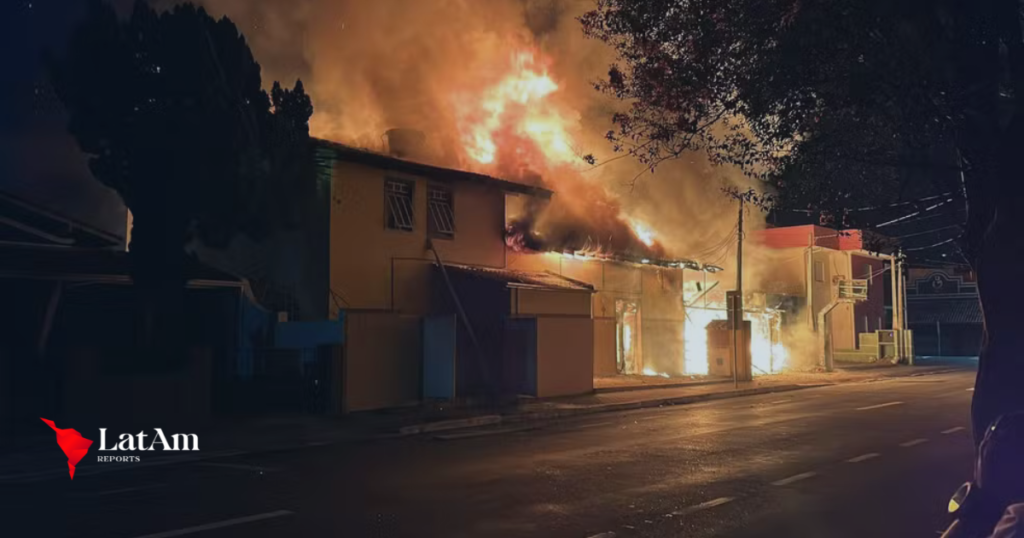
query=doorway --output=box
[616,300,641,374]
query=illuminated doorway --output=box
[616,300,641,374]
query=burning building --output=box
[184,0,808,411]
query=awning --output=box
[441,263,594,292]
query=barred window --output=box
[427,187,455,238]
[385,179,415,231]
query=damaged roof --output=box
[314,138,553,199]
[442,263,594,292]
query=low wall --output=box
[593,318,617,376]
[536,316,594,398]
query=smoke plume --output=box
[169,0,767,264]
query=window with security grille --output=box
[385,179,415,231]
[427,187,455,238]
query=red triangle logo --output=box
[40,418,93,479]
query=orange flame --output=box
[456,50,577,174]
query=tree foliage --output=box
[47,0,314,290]
[581,0,1024,440]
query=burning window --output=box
[385,179,415,231]
[427,186,455,238]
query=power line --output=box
[875,198,954,228]
[904,236,959,252]
[893,225,962,239]
[782,192,954,214]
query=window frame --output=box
[426,185,456,239]
[384,178,416,232]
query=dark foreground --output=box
[3,368,975,538]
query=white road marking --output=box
[846,453,880,463]
[577,421,615,429]
[92,483,166,496]
[856,401,904,411]
[966,388,975,392]
[772,472,817,486]
[671,497,735,516]
[199,462,276,473]
[768,399,791,404]
[586,533,616,538]
[131,510,294,538]
[900,438,929,447]
[942,427,966,434]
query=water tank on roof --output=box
[385,128,426,159]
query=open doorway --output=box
[616,299,641,374]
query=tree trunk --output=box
[966,111,1024,443]
[128,207,190,367]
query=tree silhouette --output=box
[47,0,313,357]
[581,0,1023,441]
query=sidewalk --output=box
[0,363,966,483]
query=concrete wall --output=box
[329,161,507,314]
[513,288,592,316]
[535,316,594,397]
[851,254,887,333]
[343,311,421,412]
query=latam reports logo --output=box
[41,417,200,480]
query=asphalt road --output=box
[3,368,976,538]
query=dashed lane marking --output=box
[942,427,966,434]
[198,462,277,473]
[131,510,294,538]
[671,497,735,517]
[772,472,817,486]
[846,453,880,463]
[577,421,615,429]
[900,438,929,447]
[586,533,617,538]
[856,401,904,411]
[90,483,166,497]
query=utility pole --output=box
[732,196,744,388]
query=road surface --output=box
[4,368,976,538]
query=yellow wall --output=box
[536,316,594,397]
[329,161,507,314]
[512,287,591,316]
[343,311,421,412]
[810,249,856,350]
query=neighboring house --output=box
[508,250,735,378]
[906,266,982,357]
[753,225,902,365]
[0,189,124,249]
[0,191,243,440]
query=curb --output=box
[503,384,823,424]
[397,414,502,436]
[395,365,968,436]
[593,378,733,394]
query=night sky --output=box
[1,0,134,236]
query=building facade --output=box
[753,225,900,365]
[906,266,982,357]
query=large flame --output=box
[684,308,787,376]
[455,50,578,175]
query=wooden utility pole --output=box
[732,196,744,388]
